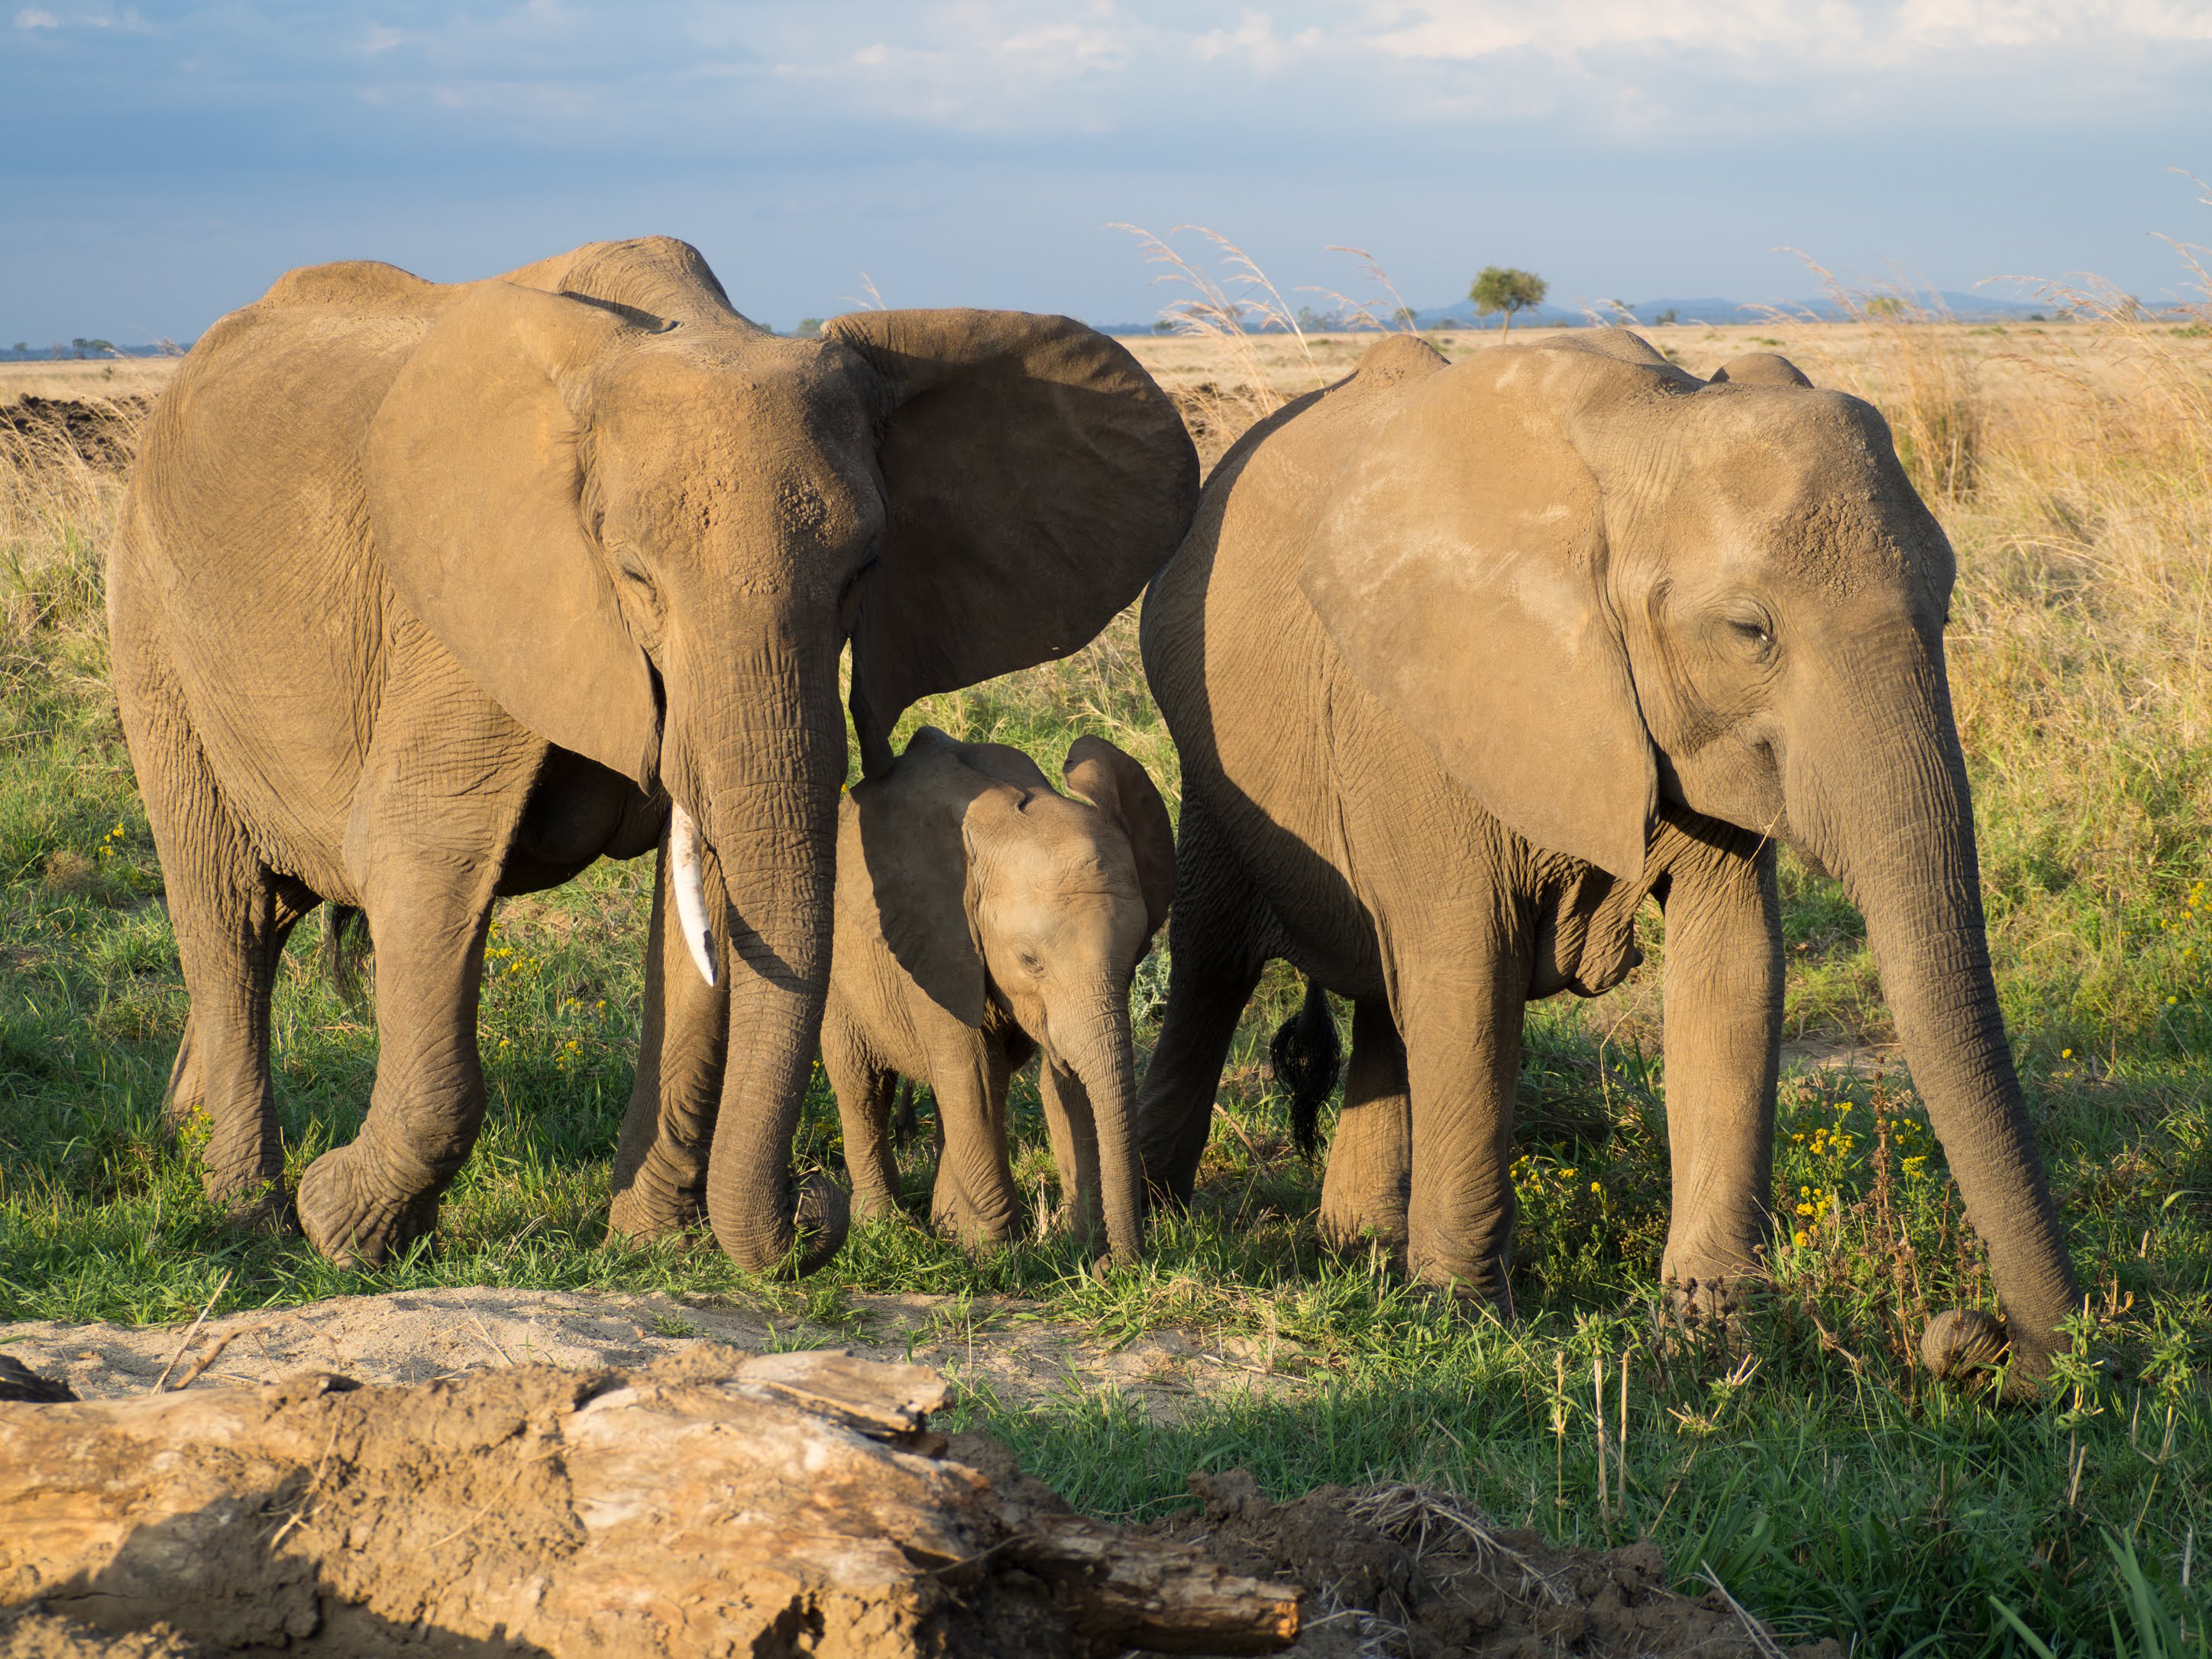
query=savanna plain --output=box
[2,283,2209,1654]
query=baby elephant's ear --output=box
[849,736,988,1027]
[1708,352,1812,389]
[1062,736,1176,939]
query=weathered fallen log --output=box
[0,1347,1298,1657]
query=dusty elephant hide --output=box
[0,1347,1296,1658]
[1147,1470,1844,1659]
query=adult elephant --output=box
[1136,329,2079,1382]
[112,236,1198,1271]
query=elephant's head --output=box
[1302,330,2078,1378]
[362,238,1198,1273]
[852,727,1173,1259]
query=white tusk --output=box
[669,804,718,988]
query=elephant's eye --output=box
[1725,612,1774,655]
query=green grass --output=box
[2,386,2209,1656]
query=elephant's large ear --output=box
[849,729,988,1027]
[367,281,661,790]
[1298,346,1659,880]
[1062,736,1176,939]
[823,309,1200,775]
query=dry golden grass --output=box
[0,357,176,405]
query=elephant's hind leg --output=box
[820,1001,903,1224]
[1318,998,1411,1261]
[118,645,296,1223]
[1133,801,1268,1207]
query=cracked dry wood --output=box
[0,1347,1298,1657]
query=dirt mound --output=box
[1151,1470,1843,1659]
[1,1348,1297,1658]
[5,1284,1308,1420]
[0,396,148,471]
[0,1607,196,1658]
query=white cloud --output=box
[1192,11,1323,73]
[14,8,60,27]
[1354,0,2212,67]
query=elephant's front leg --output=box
[1399,933,1528,1310]
[1655,840,1784,1324]
[924,1044,1022,1250]
[610,832,730,1241]
[295,657,538,1267]
[296,862,500,1266]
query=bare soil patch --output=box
[2,1284,1311,1419]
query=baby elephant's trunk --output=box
[1066,994,1146,1263]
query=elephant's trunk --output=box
[687,624,850,1276]
[1064,993,1146,1263]
[1794,636,2079,1381]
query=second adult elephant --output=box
[113,235,1198,1271]
[1136,330,2079,1382]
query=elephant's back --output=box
[116,269,458,880]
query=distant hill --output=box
[1408,289,2051,329]
[0,344,189,363]
[1101,289,2056,337]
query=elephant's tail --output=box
[1269,978,1340,1158]
[891,1079,921,1149]
[319,903,372,1008]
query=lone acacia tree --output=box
[1470,266,1548,334]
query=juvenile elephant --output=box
[1136,330,2080,1380]
[820,729,1173,1259]
[112,235,1197,1269]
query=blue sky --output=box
[5,2,2210,344]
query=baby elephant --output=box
[823,727,1173,1259]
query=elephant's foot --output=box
[608,1180,707,1245]
[1318,1204,1408,1271]
[933,1208,1020,1256]
[1657,1274,1761,1350]
[928,1180,1021,1256]
[199,1146,291,1231]
[847,1182,909,1227]
[1407,1246,1514,1317]
[201,1166,296,1236]
[297,1143,439,1267]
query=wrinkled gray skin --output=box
[817,729,1174,1259]
[1137,330,2080,1386]
[111,236,1197,1272]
